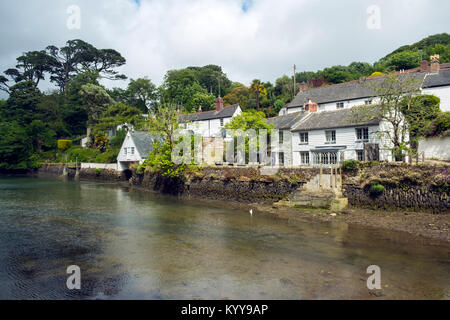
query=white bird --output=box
[249,209,253,216]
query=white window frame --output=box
[299,132,309,145]
[300,151,310,165]
[336,102,344,109]
[325,130,336,144]
[356,127,369,142]
[131,147,135,155]
[220,118,224,127]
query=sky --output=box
[0,0,449,96]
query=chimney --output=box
[305,99,318,113]
[298,82,309,93]
[215,96,224,111]
[420,60,429,73]
[430,54,440,73]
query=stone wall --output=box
[131,166,322,203]
[342,163,450,213]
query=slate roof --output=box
[266,111,304,130]
[292,107,380,132]
[423,69,450,88]
[178,105,240,123]
[287,73,426,108]
[130,131,160,158]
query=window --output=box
[131,147,135,155]
[313,152,338,165]
[336,102,344,109]
[279,131,284,144]
[300,152,310,165]
[356,127,369,142]
[220,118,224,127]
[365,99,372,105]
[279,152,285,166]
[299,132,308,145]
[325,130,336,144]
[357,150,365,161]
[124,148,127,155]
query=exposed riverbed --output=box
[0,177,448,299]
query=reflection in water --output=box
[0,177,448,300]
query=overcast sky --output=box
[0,0,449,96]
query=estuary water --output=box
[0,177,448,300]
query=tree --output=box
[190,92,216,111]
[5,81,42,124]
[46,39,126,93]
[249,80,267,110]
[223,86,249,109]
[188,65,232,97]
[225,110,273,132]
[275,75,293,100]
[145,105,186,178]
[386,51,422,71]
[0,121,32,169]
[161,68,208,112]
[94,103,145,133]
[126,78,157,112]
[79,83,115,126]
[353,73,422,161]
[401,95,441,144]
[26,120,57,153]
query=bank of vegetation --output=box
[0,33,449,170]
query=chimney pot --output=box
[305,99,318,113]
[430,55,440,73]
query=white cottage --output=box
[290,106,396,166]
[178,97,242,138]
[280,60,450,115]
[117,130,160,171]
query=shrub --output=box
[370,183,385,196]
[342,159,360,172]
[95,168,101,176]
[57,139,72,151]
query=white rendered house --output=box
[117,130,160,171]
[290,105,399,166]
[280,60,450,115]
[178,97,242,138]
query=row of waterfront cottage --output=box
[117,59,450,171]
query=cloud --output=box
[0,0,449,97]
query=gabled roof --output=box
[292,107,380,132]
[178,104,240,123]
[423,69,450,88]
[288,73,426,108]
[266,111,304,130]
[130,131,160,158]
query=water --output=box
[0,177,448,300]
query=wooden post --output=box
[319,162,323,190]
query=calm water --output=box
[0,177,448,300]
